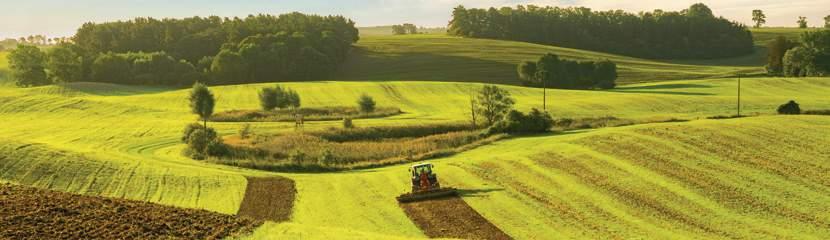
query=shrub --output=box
[343,117,354,129]
[182,124,226,159]
[358,93,376,113]
[258,87,279,111]
[182,123,205,143]
[777,100,802,115]
[489,108,553,134]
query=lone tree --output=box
[8,45,49,87]
[798,16,808,28]
[777,100,801,115]
[358,93,376,113]
[189,82,215,128]
[475,85,515,126]
[752,10,766,28]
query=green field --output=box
[1,28,829,239]
[338,34,764,85]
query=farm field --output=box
[337,34,765,85]
[1,76,829,238]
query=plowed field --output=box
[0,183,261,239]
[400,196,511,240]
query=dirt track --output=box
[0,183,260,240]
[400,195,512,240]
[237,176,296,222]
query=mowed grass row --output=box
[337,34,764,84]
[240,115,830,239]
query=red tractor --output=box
[396,163,457,203]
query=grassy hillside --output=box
[337,34,764,85]
[0,78,829,238]
[358,26,447,36]
[750,27,815,45]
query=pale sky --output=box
[2,0,828,39]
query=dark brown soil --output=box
[0,183,261,240]
[400,195,512,240]
[236,177,296,222]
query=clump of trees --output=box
[259,85,301,111]
[185,83,227,159]
[471,85,553,134]
[781,29,830,77]
[449,3,753,59]
[392,24,419,35]
[7,45,49,87]
[777,100,801,115]
[518,53,617,89]
[7,13,359,88]
[488,108,553,134]
[765,36,797,75]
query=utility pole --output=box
[543,78,547,111]
[737,74,742,117]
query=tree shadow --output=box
[457,187,505,197]
[608,90,714,96]
[335,46,522,84]
[614,83,713,90]
[59,82,179,96]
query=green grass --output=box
[749,27,815,46]
[358,26,447,37]
[0,77,829,238]
[337,34,764,85]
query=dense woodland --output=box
[8,13,359,87]
[449,3,754,59]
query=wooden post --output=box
[737,75,741,116]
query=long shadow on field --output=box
[59,82,179,96]
[458,188,505,197]
[336,47,521,84]
[237,177,296,222]
[607,90,714,96]
[615,83,712,90]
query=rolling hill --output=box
[1,27,828,239]
[0,76,829,238]
[337,34,764,85]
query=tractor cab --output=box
[409,163,439,192]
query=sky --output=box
[2,0,828,39]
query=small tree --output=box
[259,87,279,111]
[286,89,301,109]
[8,45,49,87]
[358,93,376,113]
[752,10,766,28]
[189,82,215,128]
[392,25,406,35]
[798,16,808,28]
[475,85,515,126]
[46,43,83,83]
[825,15,830,28]
[766,36,796,75]
[777,100,801,115]
[343,117,354,128]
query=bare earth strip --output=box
[400,196,512,240]
[0,183,261,240]
[237,177,296,222]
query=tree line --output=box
[7,13,359,87]
[518,53,616,90]
[449,3,754,59]
[392,24,418,35]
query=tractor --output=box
[396,163,457,203]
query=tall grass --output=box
[211,107,402,122]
